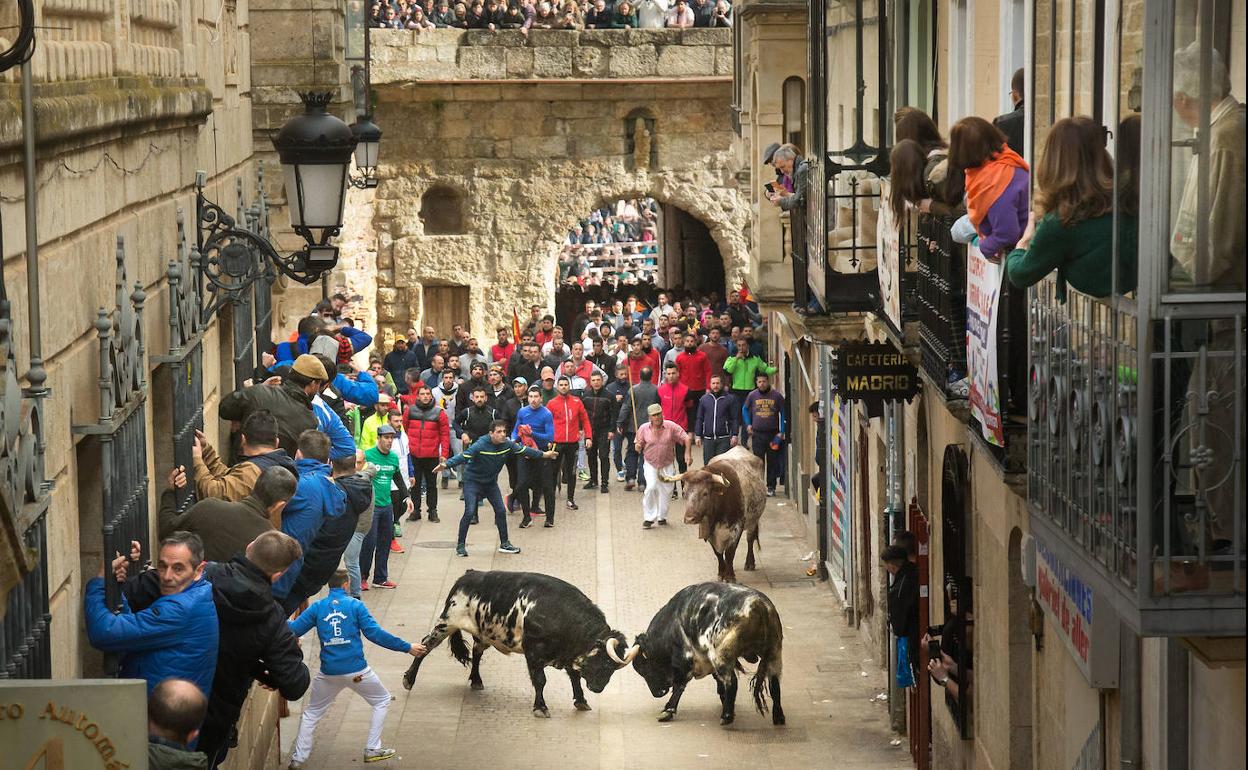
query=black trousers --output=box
[685,390,704,429]
[586,433,611,485]
[701,436,733,465]
[411,457,439,515]
[516,455,556,521]
[556,442,580,502]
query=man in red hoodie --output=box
[674,332,710,428]
[489,326,515,374]
[548,375,593,512]
[402,385,450,523]
[656,363,691,497]
[624,336,662,386]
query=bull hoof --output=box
[533,707,551,719]
[470,681,484,691]
[573,700,592,712]
[657,709,676,723]
[720,714,735,726]
[744,562,757,571]
[401,672,415,691]
[773,710,786,726]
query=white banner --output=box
[876,178,903,331]
[966,242,1004,446]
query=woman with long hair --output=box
[893,108,965,216]
[1005,116,1137,299]
[948,116,1030,260]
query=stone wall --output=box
[366,28,745,340]
[370,27,732,82]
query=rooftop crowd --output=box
[370,0,732,31]
[560,197,660,288]
[83,273,787,768]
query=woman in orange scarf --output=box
[949,117,1031,261]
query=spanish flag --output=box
[739,280,755,304]
[512,309,522,341]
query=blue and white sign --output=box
[1034,537,1119,687]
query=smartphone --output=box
[763,181,777,195]
[927,639,941,660]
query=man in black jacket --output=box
[580,372,615,494]
[455,361,489,414]
[993,68,1025,155]
[499,377,528,507]
[587,336,617,380]
[882,544,920,682]
[121,530,310,769]
[158,464,296,562]
[278,452,377,614]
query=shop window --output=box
[783,76,806,152]
[420,185,466,235]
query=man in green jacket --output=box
[722,346,777,432]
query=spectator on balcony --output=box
[532,1,560,27]
[711,0,731,26]
[690,0,715,27]
[377,4,404,27]
[147,679,209,770]
[585,0,612,28]
[466,1,491,29]
[1005,116,1136,301]
[192,412,295,504]
[406,5,436,27]
[159,464,296,562]
[431,0,459,26]
[501,1,529,28]
[85,532,218,698]
[894,107,965,217]
[766,145,812,313]
[1170,41,1245,291]
[666,0,695,27]
[636,0,668,28]
[993,68,1026,156]
[949,116,1030,261]
[220,354,323,456]
[610,1,639,27]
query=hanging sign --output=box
[1033,537,1120,687]
[0,679,147,770]
[834,340,920,413]
[876,178,903,332]
[966,242,1004,446]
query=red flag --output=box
[512,308,522,342]
[739,280,755,303]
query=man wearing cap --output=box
[549,375,593,513]
[438,420,557,558]
[616,366,661,491]
[358,424,409,590]
[511,386,556,528]
[536,368,558,405]
[220,354,323,455]
[384,338,418,394]
[635,403,692,528]
[359,394,394,451]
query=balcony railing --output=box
[917,214,967,396]
[1027,278,1246,636]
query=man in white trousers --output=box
[287,570,427,767]
[635,403,692,529]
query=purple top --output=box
[975,167,1030,259]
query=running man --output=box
[635,403,692,529]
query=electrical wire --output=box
[0,143,170,203]
[0,0,36,73]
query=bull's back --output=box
[440,570,608,644]
[707,447,767,527]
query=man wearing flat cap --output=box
[220,354,324,454]
[634,402,691,529]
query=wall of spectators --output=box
[369,0,732,31]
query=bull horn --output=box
[659,469,688,484]
[710,473,730,487]
[606,638,642,666]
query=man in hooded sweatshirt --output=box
[271,430,347,603]
[157,465,296,562]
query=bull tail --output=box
[448,629,472,668]
[748,602,784,716]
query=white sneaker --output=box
[616,470,625,482]
[365,747,397,763]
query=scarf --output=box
[964,146,1029,229]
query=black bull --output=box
[401,570,638,717]
[632,582,785,726]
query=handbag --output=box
[896,637,916,689]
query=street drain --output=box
[724,726,809,744]
[414,540,458,548]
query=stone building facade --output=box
[361,29,747,338]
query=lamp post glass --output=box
[273,91,357,238]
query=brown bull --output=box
[663,446,767,582]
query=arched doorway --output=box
[553,197,726,329]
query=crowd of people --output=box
[370,0,732,30]
[82,279,786,768]
[560,198,661,288]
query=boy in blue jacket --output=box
[438,419,557,557]
[287,570,426,767]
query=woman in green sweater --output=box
[1006,116,1137,301]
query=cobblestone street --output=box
[280,478,911,770]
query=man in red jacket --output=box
[624,336,662,386]
[490,326,515,374]
[402,384,450,523]
[548,375,593,512]
[656,363,691,497]
[674,332,710,428]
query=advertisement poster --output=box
[829,393,851,582]
[1034,537,1120,687]
[876,178,902,332]
[965,242,1004,446]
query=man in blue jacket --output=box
[287,570,426,768]
[440,419,557,557]
[84,531,219,698]
[272,430,347,601]
[693,373,740,465]
[510,386,556,528]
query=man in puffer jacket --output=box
[84,531,219,698]
[547,375,593,512]
[280,452,378,614]
[403,383,450,523]
[272,430,347,602]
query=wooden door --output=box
[422,285,470,337]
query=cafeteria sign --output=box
[0,679,146,769]
[835,340,920,412]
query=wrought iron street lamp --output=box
[196,91,357,304]
[349,114,382,189]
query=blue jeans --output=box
[359,504,394,584]
[459,479,508,546]
[611,432,626,472]
[343,530,365,597]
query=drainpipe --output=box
[1120,625,1141,770]
[886,399,906,732]
[21,58,47,397]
